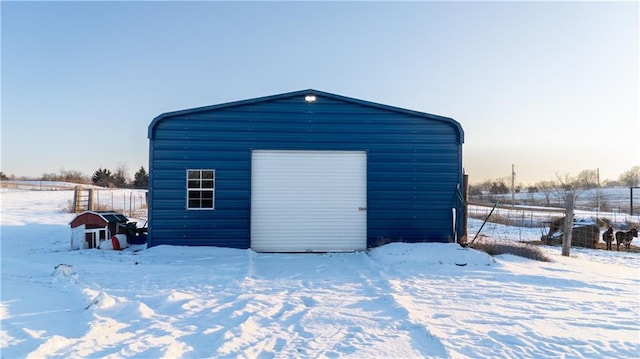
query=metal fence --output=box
[469,202,640,230]
[72,186,148,219]
[92,189,148,219]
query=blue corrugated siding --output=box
[148,91,464,248]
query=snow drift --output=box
[1,188,639,358]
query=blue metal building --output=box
[147,89,465,252]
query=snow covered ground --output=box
[1,188,639,358]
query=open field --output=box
[471,187,640,214]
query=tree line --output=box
[0,165,148,189]
[467,166,639,212]
[91,166,148,189]
[2,165,637,193]
[469,166,640,196]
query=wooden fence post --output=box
[73,186,80,213]
[562,192,575,257]
[88,189,95,211]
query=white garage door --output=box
[251,150,367,252]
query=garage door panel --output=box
[251,150,367,252]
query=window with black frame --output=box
[187,169,215,209]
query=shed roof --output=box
[148,89,464,142]
[69,211,129,228]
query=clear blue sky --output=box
[2,1,638,185]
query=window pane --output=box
[202,180,214,189]
[202,171,214,179]
[188,170,200,180]
[202,191,213,199]
[188,180,200,189]
[188,191,200,199]
[202,199,213,208]
[188,199,200,208]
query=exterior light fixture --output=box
[304,95,317,103]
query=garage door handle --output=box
[358,207,367,211]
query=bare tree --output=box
[575,169,598,190]
[618,166,640,187]
[535,180,557,206]
[41,169,89,184]
[556,171,598,208]
[555,172,577,191]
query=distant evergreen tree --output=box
[92,168,113,187]
[112,164,130,188]
[112,172,127,188]
[133,167,148,189]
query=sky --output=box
[1,1,638,185]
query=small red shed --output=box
[70,211,128,249]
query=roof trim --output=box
[148,89,464,142]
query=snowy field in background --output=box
[475,187,640,214]
[470,186,640,232]
[1,188,639,358]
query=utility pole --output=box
[596,168,600,213]
[511,164,516,207]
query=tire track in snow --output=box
[208,251,449,358]
[53,251,450,358]
[212,289,316,358]
[334,252,451,358]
